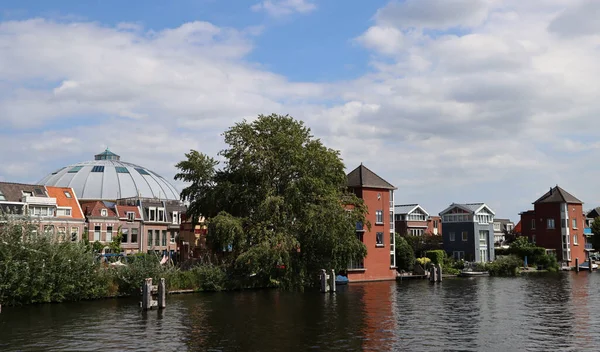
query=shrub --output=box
[415,257,431,267]
[425,250,445,265]
[487,255,522,276]
[535,253,559,272]
[112,253,164,295]
[495,247,510,256]
[395,234,415,272]
[189,265,227,291]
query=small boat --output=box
[335,275,349,285]
[578,262,598,270]
[458,269,489,277]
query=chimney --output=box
[549,187,552,195]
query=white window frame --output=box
[158,208,165,222]
[101,209,108,217]
[127,212,135,222]
[547,218,555,229]
[375,210,383,224]
[170,232,176,244]
[462,231,468,241]
[449,232,455,241]
[149,207,156,221]
[71,227,79,241]
[106,226,113,242]
[572,219,577,229]
[573,234,578,245]
[376,232,384,246]
[172,211,178,225]
[94,225,101,241]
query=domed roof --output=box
[38,149,180,201]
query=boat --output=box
[458,269,489,277]
[335,275,349,285]
[578,261,598,270]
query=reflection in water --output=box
[3,273,600,351]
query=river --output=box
[1,272,599,351]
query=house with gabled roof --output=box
[346,164,397,281]
[394,204,441,236]
[439,202,496,262]
[81,200,119,245]
[520,185,586,265]
[45,186,86,241]
[114,204,143,254]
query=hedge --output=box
[425,250,445,266]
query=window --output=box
[34,188,45,196]
[348,258,364,270]
[121,228,129,243]
[101,209,108,217]
[390,254,395,267]
[58,227,66,237]
[135,168,150,175]
[547,218,555,229]
[147,230,153,247]
[409,228,425,236]
[479,249,488,263]
[389,211,394,229]
[94,226,101,241]
[64,191,72,198]
[462,231,468,241]
[115,166,129,173]
[91,166,105,173]
[172,211,178,224]
[479,230,488,246]
[68,166,84,173]
[389,190,394,208]
[407,212,427,221]
[376,232,384,246]
[57,208,72,216]
[170,232,176,244]
[375,210,383,224]
[127,212,135,222]
[493,223,501,231]
[453,251,465,260]
[131,228,138,243]
[71,227,78,242]
[149,208,156,221]
[572,219,577,229]
[155,230,160,246]
[158,208,165,222]
[0,190,4,201]
[106,226,113,242]
[449,232,456,241]
[531,219,536,230]
[44,225,54,234]
[162,230,167,246]
[356,233,364,242]
[574,234,578,245]
[532,235,536,244]
[433,220,439,228]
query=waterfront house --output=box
[114,203,143,254]
[45,186,86,241]
[81,200,119,247]
[439,203,496,262]
[394,204,442,236]
[492,218,514,245]
[520,185,587,265]
[346,164,397,281]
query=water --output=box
[1,272,600,351]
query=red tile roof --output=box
[514,220,522,234]
[46,186,84,219]
[80,201,118,218]
[115,205,141,219]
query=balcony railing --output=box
[584,228,592,235]
[585,243,593,250]
[23,196,56,206]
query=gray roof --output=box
[38,150,180,201]
[347,164,396,190]
[0,182,47,202]
[534,185,583,204]
[439,202,495,216]
[394,204,429,216]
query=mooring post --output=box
[141,278,152,310]
[429,266,435,282]
[330,269,336,293]
[437,264,443,282]
[158,278,166,309]
[320,269,328,293]
[575,258,579,272]
[589,257,593,271]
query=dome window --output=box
[68,166,83,173]
[91,166,105,173]
[135,168,150,176]
[94,148,121,161]
[115,167,129,174]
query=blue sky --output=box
[1,0,600,222]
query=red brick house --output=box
[394,204,442,236]
[114,204,143,254]
[346,164,397,282]
[81,201,119,245]
[520,185,586,266]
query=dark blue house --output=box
[439,203,496,262]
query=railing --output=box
[584,228,592,234]
[23,196,56,206]
[585,243,593,250]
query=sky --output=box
[1,0,600,222]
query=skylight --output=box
[135,168,150,176]
[64,191,72,198]
[68,166,83,173]
[0,191,5,201]
[115,166,129,174]
[51,167,66,175]
[91,166,105,173]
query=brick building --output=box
[520,185,586,265]
[394,204,442,236]
[346,164,397,282]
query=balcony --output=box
[23,196,56,206]
[585,243,593,250]
[356,222,365,232]
[584,228,592,236]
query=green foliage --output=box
[508,237,549,266]
[112,254,163,295]
[535,252,559,272]
[415,257,431,267]
[486,255,522,276]
[404,235,443,258]
[165,265,227,291]
[108,226,123,253]
[394,234,415,272]
[175,114,368,289]
[444,267,462,275]
[495,247,510,256]
[590,217,600,251]
[425,250,445,265]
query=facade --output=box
[81,201,120,245]
[492,218,514,245]
[38,149,180,201]
[346,164,397,282]
[178,214,208,262]
[114,203,143,254]
[520,186,587,264]
[394,204,442,236]
[439,203,496,262]
[0,182,85,240]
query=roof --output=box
[533,185,583,204]
[439,203,496,216]
[80,200,118,218]
[494,218,513,225]
[0,182,47,202]
[115,205,141,219]
[587,207,600,218]
[394,204,430,216]
[514,220,522,233]
[38,150,180,201]
[346,164,396,190]
[45,186,84,219]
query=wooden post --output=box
[437,264,443,282]
[141,278,153,310]
[575,258,579,272]
[429,266,435,282]
[320,269,328,293]
[330,269,336,293]
[158,278,166,309]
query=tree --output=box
[404,234,443,258]
[108,226,123,254]
[175,114,368,289]
[591,217,600,251]
[394,234,415,272]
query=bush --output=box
[112,253,165,295]
[425,250,445,265]
[444,267,462,275]
[415,257,431,268]
[190,265,227,291]
[487,255,522,276]
[535,253,559,272]
[395,234,415,272]
[495,247,510,256]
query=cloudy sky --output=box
[1,0,599,221]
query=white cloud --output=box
[251,0,316,17]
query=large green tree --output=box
[175,114,368,288]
